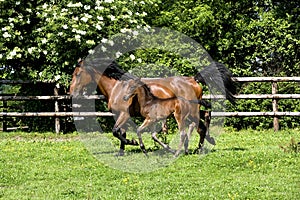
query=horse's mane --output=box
[139,82,156,100]
[81,57,136,81]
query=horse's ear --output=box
[77,58,82,63]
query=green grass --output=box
[0,129,299,199]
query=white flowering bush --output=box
[0,0,152,85]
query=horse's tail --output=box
[194,62,237,105]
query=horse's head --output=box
[123,78,144,101]
[69,59,93,98]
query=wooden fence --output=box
[1,77,300,133]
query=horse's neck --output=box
[94,73,117,99]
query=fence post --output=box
[3,100,7,132]
[54,86,60,134]
[272,82,279,131]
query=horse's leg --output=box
[204,110,215,145]
[195,120,206,154]
[151,129,175,154]
[113,112,138,156]
[184,121,196,155]
[174,115,187,157]
[136,119,153,156]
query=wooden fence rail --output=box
[1,77,300,132]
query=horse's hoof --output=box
[205,135,216,145]
[131,139,139,146]
[115,150,125,157]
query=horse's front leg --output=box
[113,112,138,156]
[136,119,153,156]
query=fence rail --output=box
[1,77,299,132]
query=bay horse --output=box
[69,58,236,155]
[122,78,208,156]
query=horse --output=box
[122,78,208,156]
[69,58,236,155]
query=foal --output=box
[123,78,202,157]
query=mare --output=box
[122,78,206,156]
[69,58,236,155]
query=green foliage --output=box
[0,0,150,86]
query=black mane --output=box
[83,57,136,80]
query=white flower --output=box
[2,27,7,31]
[109,15,116,21]
[108,40,114,46]
[97,16,104,21]
[43,50,47,55]
[95,6,104,10]
[137,58,142,63]
[54,75,61,81]
[84,5,90,10]
[62,24,68,29]
[104,0,114,3]
[42,3,48,9]
[81,16,88,22]
[101,38,108,43]
[120,28,128,33]
[129,54,135,61]
[86,40,95,45]
[67,2,83,7]
[75,35,81,41]
[41,38,47,44]
[95,24,102,30]
[132,30,138,36]
[144,26,150,32]
[28,47,36,54]
[101,46,107,52]
[115,51,122,58]
[88,49,95,54]
[77,30,86,35]
[3,32,11,38]
[16,1,20,5]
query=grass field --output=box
[0,129,299,199]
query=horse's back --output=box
[142,76,202,100]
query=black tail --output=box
[194,61,237,105]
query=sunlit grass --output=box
[0,129,299,199]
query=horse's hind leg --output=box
[174,128,187,157]
[184,122,196,155]
[199,110,215,145]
